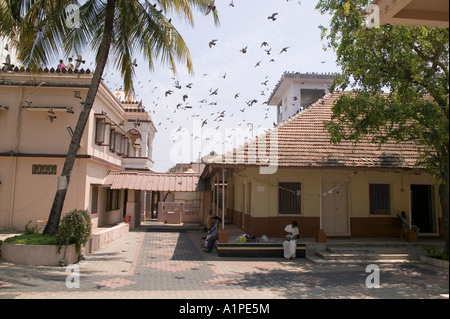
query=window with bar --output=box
[106,188,120,211]
[369,184,390,215]
[91,186,98,214]
[95,119,107,145]
[278,182,301,215]
[109,129,115,152]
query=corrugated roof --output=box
[103,171,207,192]
[206,92,423,169]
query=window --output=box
[278,182,301,215]
[95,119,105,144]
[114,133,122,154]
[369,184,390,215]
[32,164,57,175]
[91,186,98,214]
[109,129,115,151]
[106,188,120,211]
[123,137,129,156]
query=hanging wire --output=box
[231,171,358,197]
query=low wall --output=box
[86,223,129,254]
[216,242,306,258]
[2,242,78,266]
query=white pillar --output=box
[141,132,149,158]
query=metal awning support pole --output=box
[222,168,225,230]
[212,177,215,217]
[216,174,219,219]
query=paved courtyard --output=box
[0,228,448,302]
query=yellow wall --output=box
[229,167,441,221]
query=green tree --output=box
[0,0,219,234]
[316,0,449,253]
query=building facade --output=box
[268,72,336,124]
[0,66,156,231]
[204,90,443,241]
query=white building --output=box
[267,72,336,124]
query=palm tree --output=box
[1,0,219,235]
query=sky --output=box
[99,0,341,173]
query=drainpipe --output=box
[319,170,323,230]
[9,87,24,229]
[316,170,327,243]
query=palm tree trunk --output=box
[43,0,117,235]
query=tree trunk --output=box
[43,0,117,235]
[439,167,449,255]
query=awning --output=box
[103,171,208,192]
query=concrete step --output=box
[144,224,203,232]
[316,250,420,261]
[306,255,421,265]
[308,243,426,264]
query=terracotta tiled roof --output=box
[104,171,207,192]
[206,92,422,169]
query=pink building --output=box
[0,63,157,232]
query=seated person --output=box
[399,211,420,235]
[283,221,300,259]
[203,216,221,253]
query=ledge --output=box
[86,223,129,253]
[420,255,449,268]
[216,242,306,258]
[2,242,78,266]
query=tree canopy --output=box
[316,0,449,252]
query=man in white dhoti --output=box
[283,221,299,259]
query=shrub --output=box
[25,220,38,234]
[56,209,91,256]
[424,246,449,261]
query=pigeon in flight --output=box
[268,13,278,21]
[279,47,290,54]
[205,0,216,15]
[209,39,218,48]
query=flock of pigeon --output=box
[104,0,306,161]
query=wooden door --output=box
[322,181,349,235]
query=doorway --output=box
[122,189,128,218]
[411,185,435,234]
[322,181,349,236]
[151,191,160,219]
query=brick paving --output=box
[0,228,448,301]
